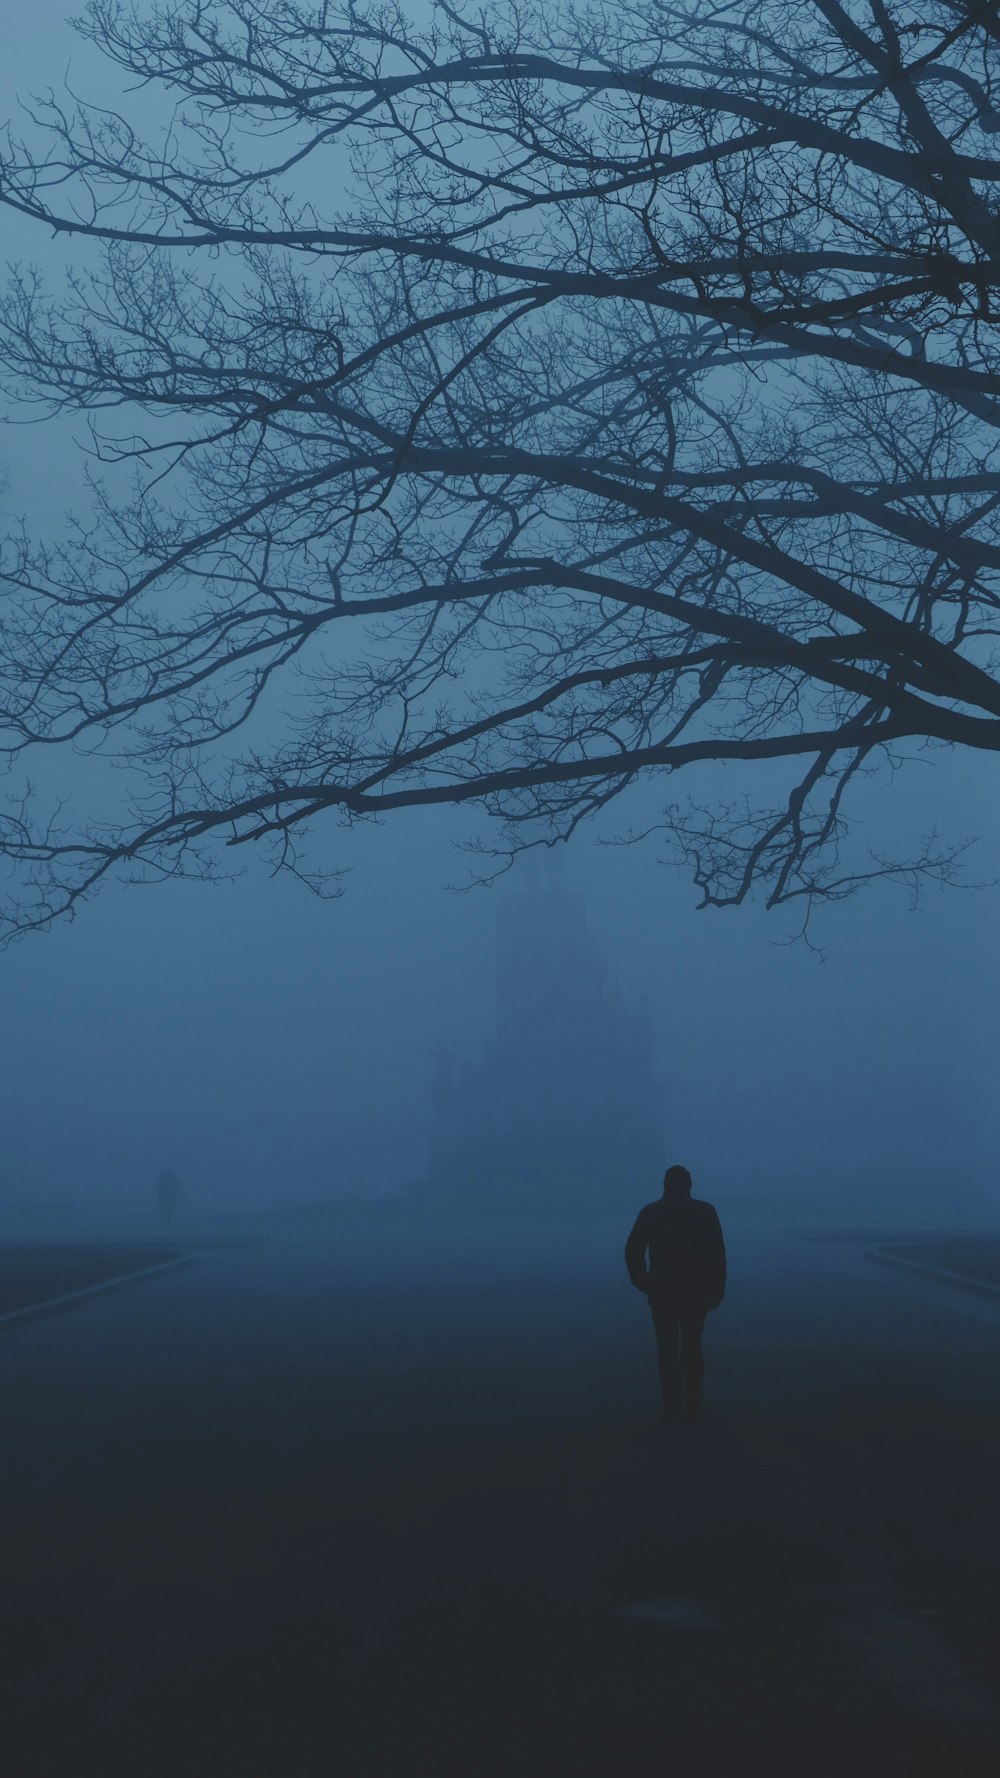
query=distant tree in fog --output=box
[2,0,1000,935]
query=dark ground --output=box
[0,1242,184,1316]
[876,1236,1000,1288]
[1,1215,999,1777]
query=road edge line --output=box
[0,1254,197,1331]
[866,1250,1000,1302]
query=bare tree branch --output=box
[0,0,998,935]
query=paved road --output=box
[0,1241,189,1322]
[1,1214,998,1776]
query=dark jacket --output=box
[625,1196,726,1311]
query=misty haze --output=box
[1,2,999,1774]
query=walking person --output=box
[625,1165,726,1423]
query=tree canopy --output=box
[2,0,1000,934]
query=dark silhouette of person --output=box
[625,1165,726,1423]
[154,1167,182,1229]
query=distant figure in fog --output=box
[154,1168,182,1229]
[625,1165,726,1423]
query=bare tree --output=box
[1,0,1000,935]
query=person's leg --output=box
[650,1305,684,1420]
[679,1314,706,1418]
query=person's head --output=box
[662,1164,693,1200]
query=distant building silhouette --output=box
[420,874,662,1208]
[154,1167,182,1228]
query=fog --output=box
[0,753,995,1229]
[1,3,998,1236]
[6,18,1000,1772]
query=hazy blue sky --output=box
[1,4,997,1224]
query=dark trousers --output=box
[650,1300,706,1418]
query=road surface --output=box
[0,1213,997,1776]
